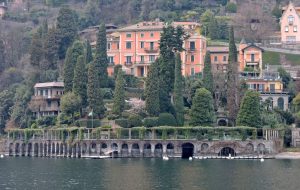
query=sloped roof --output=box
[241,44,264,52]
[34,82,64,88]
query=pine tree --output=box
[226,26,239,126]
[94,23,108,88]
[87,63,105,118]
[112,70,125,115]
[56,6,78,59]
[44,27,59,69]
[173,53,184,126]
[237,90,261,128]
[73,55,88,108]
[63,41,84,92]
[203,51,214,94]
[159,25,185,113]
[190,88,215,126]
[145,59,160,117]
[30,32,44,67]
[0,39,5,73]
[85,40,93,64]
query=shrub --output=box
[143,117,158,128]
[78,119,101,128]
[128,115,143,128]
[107,114,119,120]
[158,113,177,126]
[37,116,57,126]
[115,118,128,128]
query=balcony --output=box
[108,62,115,66]
[187,48,197,53]
[124,62,133,66]
[245,59,260,66]
[135,61,153,66]
[144,48,159,53]
[32,95,61,100]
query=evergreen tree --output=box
[159,25,184,112]
[85,40,93,64]
[94,23,108,88]
[226,26,239,126]
[208,16,219,40]
[87,63,105,118]
[173,53,184,126]
[29,32,44,67]
[112,70,125,115]
[202,51,214,94]
[60,92,82,121]
[73,55,88,108]
[0,39,5,73]
[190,88,215,126]
[56,6,78,59]
[63,41,84,92]
[145,59,160,116]
[44,27,59,69]
[237,90,261,128]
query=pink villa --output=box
[281,1,300,44]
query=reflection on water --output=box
[0,157,300,190]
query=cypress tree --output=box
[44,27,59,68]
[94,23,108,88]
[203,51,214,94]
[159,25,184,113]
[87,63,105,118]
[0,39,5,73]
[63,41,84,92]
[56,6,78,59]
[145,59,160,117]
[173,53,184,126]
[226,26,239,126]
[85,40,93,64]
[73,55,88,108]
[237,90,261,128]
[30,32,44,67]
[190,88,215,126]
[112,70,125,115]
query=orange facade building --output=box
[208,39,264,74]
[106,21,206,77]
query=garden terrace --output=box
[6,127,284,142]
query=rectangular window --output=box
[140,41,144,48]
[107,43,111,50]
[270,84,275,92]
[126,42,132,49]
[214,56,218,62]
[150,42,154,50]
[285,26,289,32]
[126,33,131,38]
[108,56,114,64]
[149,55,155,62]
[141,33,144,38]
[191,55,195,62]
[286,36,296,43]
[191,68,195,75]
[294,26,297,32]
[117,43,119,49]
[251,54,255,62]
[223,56,227,62]
[45,89,48,96]
[140,55,144,63]
[47,101,51,108]
[190,41,195,50]
[150,33,154,37]
[126,56,132,64]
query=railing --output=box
[144,48,159,53]
[108,62,115,66]
[124,62,132,66]
[32,95,61,100]
[187,48,197,52]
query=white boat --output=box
[0,154,4,158]
[163,156,169,161]
[189,156,193,161]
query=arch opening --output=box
[219,147,236,156]
[182,143,194,159]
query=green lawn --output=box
[285,53,300,66]
[262,51,281,68]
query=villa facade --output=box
[281,2,300,44]
[30,82,64,118]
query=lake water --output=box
[0,157,300,190]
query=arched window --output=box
[278,97,284,110]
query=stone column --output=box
[163,144,167,155]
[128,145,132,157]
[129,129,132,140]
[151,144,155,157]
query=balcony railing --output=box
[124,61,133,66]
[144,48,159,53]
[32,95,61,100]
[187,48,197,52]
[108,62,115,66]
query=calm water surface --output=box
[0,157,300,190]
